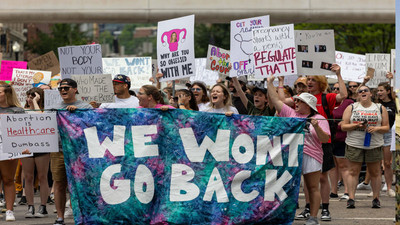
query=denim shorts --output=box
[383,131,392,147]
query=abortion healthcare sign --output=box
[157,15,195,82]
[57,109,305,225]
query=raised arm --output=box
[232,77,248,109]
[277,76,295,107]
[267,76,284,113]
[331,64,348,103]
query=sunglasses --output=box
[349,85,359,88]
[191,88,202,92]
[58,86,71,92]
[358,89,369,94]
[332,87,340,91]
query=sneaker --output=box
[25,205,35,218]
[50,193,55,201]
[337,180,344,188]
[47,196,55,205]
[347,199,355,208]
[387,189,396,197]
[329,193,338,198]
[304,216,320,225]
[18,196,27,205]
[340,193,349,201]
[367,191,374,197]
[54,218,65,225]
[35,205,48,218]
[5,210,15,221]
[382,183,387,191]
[320,209,331,221]
[295,208,310,220]
[372,198,381,208]
[357,182,371,190]
[0,199,5,207]
[65,199,70,208]
[64,207,73,218]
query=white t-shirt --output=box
[198,102,210,112]
[100,96,139,109]
[204,105,239,114]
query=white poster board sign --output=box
[295,30,336,75]
[157,15,195,82]
[272,75,298,87]
[253,24,296,78]
[44,90,63,110]
[391,49,396,73]
[365,53,390,88]
[327,51,366,82]
[12,69,52,105]
[206,45,230,76]
[58,44,103,78]
[190,58,219,86]
[230,15,270,78]
[102,57,152,89]
[71,74,114,103]
[0,113,58,153]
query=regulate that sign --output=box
[230,15,269,78]
[0,60,27,81]
[253,24,296,78]
[327,51,366,82]
[365,53,390,88]
[206,45,230,76]
[157,15,195,82]
[295,30,336,75]
[27,51,60,76]
[12,69,52,105]
[58,44,103,78]
[71,74,114,103]
[102,57,152,89]
[1,113,58,153]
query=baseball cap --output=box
[252,86,267,95]
[113,74,131,89]
[294,77,307,86]
[293,93,318,113]
[59,78,77,88]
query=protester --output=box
[98,74,139,108]
[21,87,50,218]
[231,77,275,116]
[341,85,389,208]
[204,83,238,115]
[227,76,253,114]
[51,78,93,225]
[190,81,210,111]
[137,85,174,109]
[376,80,396,197]
[0,81,24,221]
[278,76,308,107]
[347,81,359,102]
[267,76,330,225]
[175,89,198,111]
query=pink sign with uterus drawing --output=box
[157,15,195,82]
[161,29,187,52]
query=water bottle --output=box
[364,132,371,147]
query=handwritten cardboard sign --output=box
[0,113,58,153]
[365,53,390,88]
[157,15,195,82]
[190,58,220,86]
[102,57,152,89]
[27,51,60,76]
[327,51,366,82]
[0,60,27,81]
[253,24,296,78]
[295,30,335,76]
[58,44,103,79]
[206,45,230,76]
[230,15,270,78]
[12,69,52,105]
[71,74,114,103]
[44,89,63,110]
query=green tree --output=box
[194,23,230,58]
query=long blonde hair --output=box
[209,83,232,110]
[0,81,21,108]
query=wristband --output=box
[278,86,284,89]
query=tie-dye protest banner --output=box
[57,109,305,224]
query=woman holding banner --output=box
[190,81,210,111]
[21,87,50,218]
[267,76,330,225]
[0,81,24,221]
[137,85,175,110]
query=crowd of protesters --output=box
[0,63,396,225]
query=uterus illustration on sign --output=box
[161,29,187,52]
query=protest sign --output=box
[103,57,152,89]
[253,24,296,78]
[295,30,335,75]
[157,15,195,82]
[57,108,305,225]
[206,45,230,76]
[44,90,63,110]
[71,74,114,103]
[391,49,395,73]
[27,51,60,76]
[0,113,58,153]
[365,53,390,88]
[12,69,52,105]
[230,15,269,78]
[58,44,103,79]
[0,116,33,160]
[0,60,27,81]
[327,51,366,82]
[190,58,219,86]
